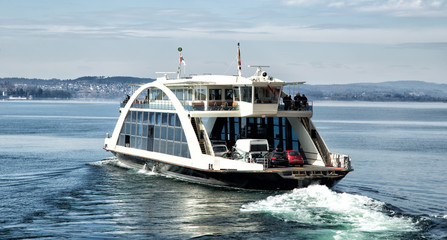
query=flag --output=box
[180,53,186,66]
[237,43,241,70]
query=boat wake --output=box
[87,158,158,176]
[137,163,158,176]
[241,185,418,238]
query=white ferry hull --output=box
[114,152,350,190]
[104,48,352,190]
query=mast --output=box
[177,47,185,79]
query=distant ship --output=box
[104,44,352,190]
[8,96,28,100]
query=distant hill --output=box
[1,77,446,101]
[300,81,447,102]
[0,76,153,99]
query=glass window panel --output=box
[119,134,125,146]
[143,125,148,137]
[147,137,153,151]
[168,127,174,140]
[143,112,149,123]
[120,124,125,135]
[254,86,281,104]
[176,89,183,100]
[209,89,222,100]
[149,112,155,124]
[153,139,159,152]
[162,113,168,125]
[154,126,160,138]
[225,89,233,100]
[130,136,136,148]
[169,113,175,126]
[174,142,181,156]
[161,126,167,139]
[124,123,130,135]
[131,123,136,135]
[182,143,189,157]
[241,86,252,103]
[156,113,161,125]
[136,137,142,149]
[137,124,142,136]
[141,138,147,150]
[181,130,187,142]
[152,89,162,100]
[233,87,239,101]
[175,114,181,127]
[131,111,137,122]
[137,111,142,123]
[174,128,181,141]
[160,140,167,153]
[195,88,206,100]
[126,112,131,122]
[167,141,174,154]
[151,89,156,100]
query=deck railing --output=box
[121,100,239,111]
[121,99,312,112]
[121,99,313,112]
[330,153,352,170]
[278,101,313,112]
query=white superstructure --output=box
[104,45,352,190]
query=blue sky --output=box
[1,0,446,84]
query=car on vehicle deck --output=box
[284,150,304,167]
[266,152,289,167]
[213,144,228,157]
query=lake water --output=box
[0,100,446,239]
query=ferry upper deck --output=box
[120,72,313,119]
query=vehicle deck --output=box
[265,165,348,172]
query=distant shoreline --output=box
[1,77,446,102]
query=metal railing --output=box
[278,101,313,111]
[121,100,239,112]
[330,153,352,170]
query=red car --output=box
[284,150,304,167]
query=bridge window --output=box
[254,86,281,104]
[225,89,233,100]
[233,87,240,101]
[240,86,252,103]
[151,89,162,100]
[194,88,206,101]
[175,89,184,100]
[209,89,222,100]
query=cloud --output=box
[2,21,447,46]
[357,0,447,17]
[393,42,447,49]
[281,0,447,17]
[1,1,447,46]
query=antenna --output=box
[156,72,176,79]
[248,65,270,76]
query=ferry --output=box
[104,44,352,190]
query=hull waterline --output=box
[115,153,349,190]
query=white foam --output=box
[137,164,158,176]
[87,157,120,166]
[87,157,134,170]
[89,158,158,176]
[241,185,416,235]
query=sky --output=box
[1,0,447,85]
